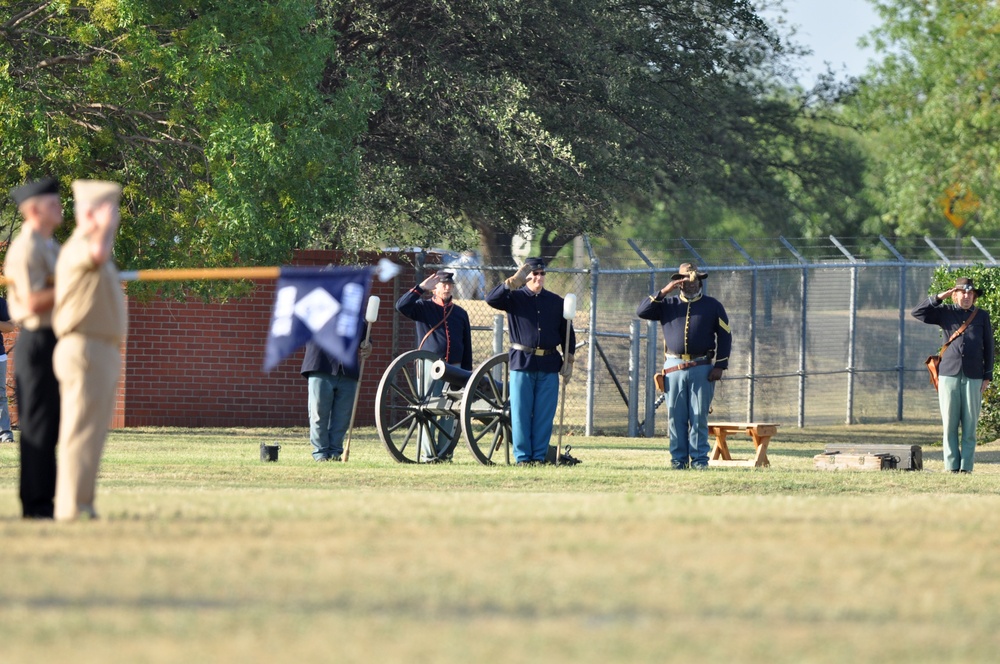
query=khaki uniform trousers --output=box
[53,333,121,521]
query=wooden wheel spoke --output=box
[386,411,417,434]
[470,416,500,445]
[389,380,421,406]
[486,426,504,460]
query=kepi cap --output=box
[72,180,121,208]
[670,263,708,281]
[434,270,455,284]
[525,257,546,272]
[954,276,983,296]
[10,177,60,206]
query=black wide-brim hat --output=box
[955,277,983,296]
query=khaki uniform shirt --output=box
[53,230,127,342]
[3,228,60,330]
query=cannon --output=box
[374,349,512,465]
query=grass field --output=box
[3,423,1000,663]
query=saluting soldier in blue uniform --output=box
[912,276,994,473]
[396,270,473,460]
[637,263,732,469]
[486,257,576,465]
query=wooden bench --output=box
[707,422,779,468]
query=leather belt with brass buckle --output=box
[665,352,709,361]
[511,343,557,356]
[662,358,712,376]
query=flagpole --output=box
[341,296,380,463]
[0,266,282,286]
[2,258,400,285]
[118,267,282,282]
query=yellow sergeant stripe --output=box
[719,318,731,333]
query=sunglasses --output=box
[532,271,546,276]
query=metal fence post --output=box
[830,236,859,425]
[626,239,659,437]
[897,263,907,420]
[730,239,757,422]
[747,265,757,421]
[584,236,599,437]
[493,314,505,355]
[847,265,859,424]
[628,319,640,437]
[881,236,908,421]
[798,267,808,428]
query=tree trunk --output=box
[539,228,577,264]
[473,220,515,289]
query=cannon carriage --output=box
[374,349,513,465]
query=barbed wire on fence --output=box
[399,235,998,436]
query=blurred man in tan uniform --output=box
[6,177,63,518]
[53,180,126,521]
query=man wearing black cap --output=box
[5,177,63,518]
[486,257,576,465]
[637,263,731,470]
[912,276,994,473]
[300,334,371,462]
[396,269,473,460]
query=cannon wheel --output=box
[461,352,512,466]
[375,349,461,463]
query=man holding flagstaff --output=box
[5,177,63,518]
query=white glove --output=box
[560,354,575,380]
[359,341,373,361]
[505,263,532,290]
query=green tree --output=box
[853,0,1000,238]
[321,0,871,266]
[0,0,374,291]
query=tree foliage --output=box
[853,0,1000,238]
[0,0,374,291]
[321,0,871,265]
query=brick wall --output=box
[116,250,417,428]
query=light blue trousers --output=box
[0,356,11,441]
[420,360,456,460]
[937,372,983,472]
[307,373,358,460]
[510,370,559,462]
[663,360,715,467]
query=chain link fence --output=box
[402,236,1000,436]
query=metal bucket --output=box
[260,442,280,462]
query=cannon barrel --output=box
[430,359,472,389]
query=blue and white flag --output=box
[264,266,374,372]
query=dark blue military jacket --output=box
[912,297,994,381]
[395,287,474,370]
[485,283,575,373]
[300,329,363,380]
[636,292,732,370]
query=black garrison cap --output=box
[10,177,60,206]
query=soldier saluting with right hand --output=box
[637,263,731,470]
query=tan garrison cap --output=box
[71,180,121,208]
